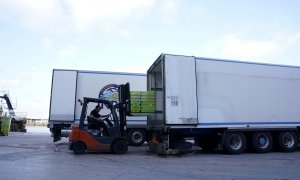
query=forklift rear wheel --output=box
[112,140,128,154]
[73,142,86,155]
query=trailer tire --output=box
[224,132,246,154]
[73,142,86,155]
[251,132,273,153]
[278,131,298,152]
[127,129,146,146]
[112,140,128,154]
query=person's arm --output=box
[90,114,99,121]
[100,114,109,119]
[90,110,101,121]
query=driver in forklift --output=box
[90,105,113,136]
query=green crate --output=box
[0,117,11,136]
[130,91,156,114]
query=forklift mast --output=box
[118,83,131,137]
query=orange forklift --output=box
[69,83,131,155]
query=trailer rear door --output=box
[49,70,77,122]
[164,55,198,125]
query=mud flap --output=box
[53,128,62,142]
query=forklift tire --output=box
[112,140,128,154]
[73,142,86,155]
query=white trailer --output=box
[48,69,148,145]
[147,54,300,154]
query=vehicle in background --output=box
[48,69,147,145]
[147,54,300,155]
[0,94,27,135]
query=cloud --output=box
[199,31,300,67]
[0,79,22,108]
[0,79,21,89]
[160,0,180,14]
[0,0,157,34]
[221,34,278,60]
[287,31,300,46]
[0,0,68,33]
[6,69,52,118]
[200,32,300,63]
[66,0,157,32]
[1,0,206,37]
[19,70,47,81]
[41,37,53,49]
[159,0,181,25]
[57,44,79,59]
[26,98,50,118]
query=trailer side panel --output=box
[196,58,300,128]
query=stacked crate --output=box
[130,91,156,114]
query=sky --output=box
[0,0,300,119]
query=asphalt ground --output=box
[0,131,300,180]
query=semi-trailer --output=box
[147,54,300,155]
[48,69,147,145]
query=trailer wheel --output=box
[73,142,86,155]
[251,132,273,153]
[112,140,128,154]
[128,129,146,146]
[224,132,246,154]
[278,131,298,152]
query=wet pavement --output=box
[0,130,300,180]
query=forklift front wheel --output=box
[112,140,128,154]
[73,142,86,155]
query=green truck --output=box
[0,94,26,135]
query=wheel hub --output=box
[283,134,294,147]
[259,136,266,146]
[132,132,143,143]
[230,135,242,150]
